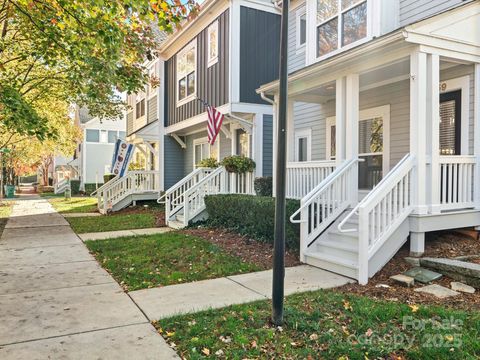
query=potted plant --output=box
[196,157,219,169]
[220,155,256,173]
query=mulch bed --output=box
[339,230,480,311]
[182,227,301,270]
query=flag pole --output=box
[272,0,289,326]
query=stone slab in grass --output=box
[451,281,475,294]
[414,284,460,299]
[390,274,414,287]
[0,323,178,360]
[420,257,480,288]
[403,267,442,284]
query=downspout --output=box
[260,91,275,105]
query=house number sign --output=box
[439,82,447,92]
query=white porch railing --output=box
[338,154,414,284]
[163,167,255,227]
[54,178,69,194]
[438,156,475,211]
[161,168,215,223]
[97,171,160,213]
[290,159,358,260]
[286,161,336,199]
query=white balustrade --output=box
[438,156,475,211]
[286,161,336,199]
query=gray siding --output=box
[147,96,157,123]
[165,10,229,126]
[263,114,273,177]
[288,4,306,73]
[164,135,185,189]
[399,0,472,26]
[239,6,281,104]
[126,112,134,136]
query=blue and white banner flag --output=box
[111,139,135,177]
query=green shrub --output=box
[70,180,80,194]
[196,157,219,168]
[103,174,116,183]
[254,177,273,197]
[84,183,103,195]
[220,155,255,173]
[204,194,300,252]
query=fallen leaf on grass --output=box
[409,304,419,313]
[201,347,210,356]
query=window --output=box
[136,91,146,119]
[294,129,311,162]
[118,131,126,140]
[177,40,196,105]
[207,21,219,67]
[100,130,108,143]
[236,129,249,157]
[296,10,307,51]
[194,137,218,167]
[316,0,367,58]
[108,130,117,144]
[326,106,389,190]
[86,129,99,142]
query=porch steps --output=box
[304,212,360,280]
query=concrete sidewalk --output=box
[130,265,354,320]
[0,196,178,359]
[79,227,172,241]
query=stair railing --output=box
[289,159,360,261]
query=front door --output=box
[439,90,461,155]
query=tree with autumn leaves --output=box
[0,0,198,183]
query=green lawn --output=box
[157,290,480,359]
[0,201,13,236]
[48,196,98,213]
[67,212,156,233]
[85,232,261,291]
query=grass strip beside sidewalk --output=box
[0,201,13,236]
[85,232,261,291]
[48,197,98,213]
[156,290,480,359]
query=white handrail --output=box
[289,159,359,224]
[338,154,413,233]
[91,175,120,196]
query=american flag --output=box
[206,105,224,145]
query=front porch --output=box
[259,7,480,284]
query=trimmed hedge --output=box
[84,183,103,195]
[254,177,273,197]
[204,194,300,251]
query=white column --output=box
[345,73,359,204]
[158,59,165,191]
[410,231,425,257]
[410,49,428,215]
[335,77,346,164]
[253,113,264,177]
[474,64,480,209]
[427,54,441,214]
[287,99,295,163]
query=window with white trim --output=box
[316,0,367,58]
[135,90,146,119]
[194,137,219,167]
[177,40,196,105]
[207,21,219,67]
[294,129,311,162]
[296,9,307,51]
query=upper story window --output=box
[316,0,367,58]
[86,129,99,143]
[177,40,197,105]
[296,9,307,51]
[135,90,146,119]
[207,21,219,67]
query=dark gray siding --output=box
[399,0,472,26]
[127,112,134,136]
[164,135,185,188]
[165,10,229,126]
[239,6,280,104]
[262,114,273,177]
[147,96,157,123]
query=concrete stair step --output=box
[304,251,358,279]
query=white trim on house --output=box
[439,75,470,155]
[193,136,220,167]
[294,128,312,162]
[165,103,231,134]
[230,123,251,157]
[176,39,198,107]
[229,0,241,104]
[295,7,306,54]
[207,21,219,68]
[326,105,390,175]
